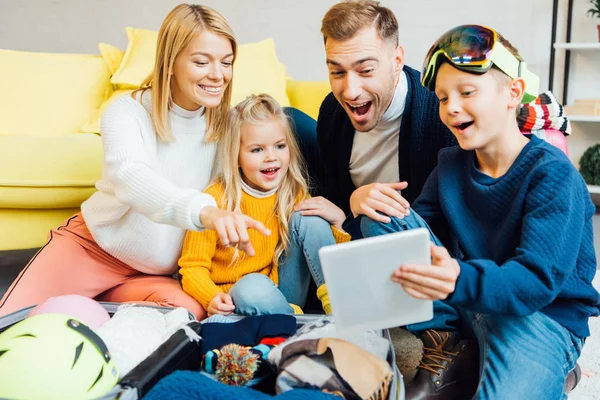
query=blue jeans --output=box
[228,273,293,315]
[229,213,335,315]
[278,212,335,302]
[467,310,583,400]
[360,211,585,399]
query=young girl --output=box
[179,94,349,316]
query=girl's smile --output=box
[238,119,290,192]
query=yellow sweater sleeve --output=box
[178,183,224,310]
[179,228,223,310]
[331,225,351,243]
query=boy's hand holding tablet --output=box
[319,228,435,335]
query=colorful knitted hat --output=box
[517,91,571,135]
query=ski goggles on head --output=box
[421,25,539,103]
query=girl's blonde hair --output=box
[218,94,309,265]
[135,4,236,142]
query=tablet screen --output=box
[319,228,433,334]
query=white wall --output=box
[0,0,598,164]
[0,0,555,84]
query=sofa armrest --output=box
[286,80,331,120]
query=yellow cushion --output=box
[231,38,290,107]
[81,89,134,134]
[99,42,125,75]
[0,49,111,137]
[110,27,158,88]
[286,80,331,120]
[0,134,102,208]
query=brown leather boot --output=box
[405,330,479,400]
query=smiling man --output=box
[315,0,456,225]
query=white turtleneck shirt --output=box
[350,71,408,188]
[81,90,218,275]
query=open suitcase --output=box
[0,305,405,400]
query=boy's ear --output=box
[508,77,526,109]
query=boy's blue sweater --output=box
[414,136,600,337]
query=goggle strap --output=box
[491,42,521,80]
[480,41,540,103]
[521,67,540,103]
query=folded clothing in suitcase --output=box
[145,314,406,400]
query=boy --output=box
[360,25,600,400]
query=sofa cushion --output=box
[286,80,331,121]
[81,89,134,134]
[0,50,111,137]
[99,42,125,75]
[110,27,157,88]
[231,38,290,107]
[0,134,102,208]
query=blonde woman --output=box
[179,94,349,316]
[0,4,269,320]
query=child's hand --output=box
[391,243,460,300]
[294,196,346,229]
[200,207,271,256]
[207,292,235,316]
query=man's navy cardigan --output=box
[315,66,457,215]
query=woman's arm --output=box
[101,97,270,253]
[100,97,216,231]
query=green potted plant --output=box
[588,0,600,41]
[580,143,600,186]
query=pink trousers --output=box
[0,213,206,319]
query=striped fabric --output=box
[517,91,571,135]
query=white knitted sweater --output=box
[81,90,217,275]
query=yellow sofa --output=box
[0,32,330,251]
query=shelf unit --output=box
[569,115,600,122]
[549,0,600,107]
[588,185,600,205]
[589,185,600,194]
[549,0,600,206]
[554,43,600,50]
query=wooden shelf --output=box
[588,185,600,207]
[554,43,600,50]
[568,115,600,122]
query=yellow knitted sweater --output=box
[179,182,351,309]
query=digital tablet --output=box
[319,228,433,335]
